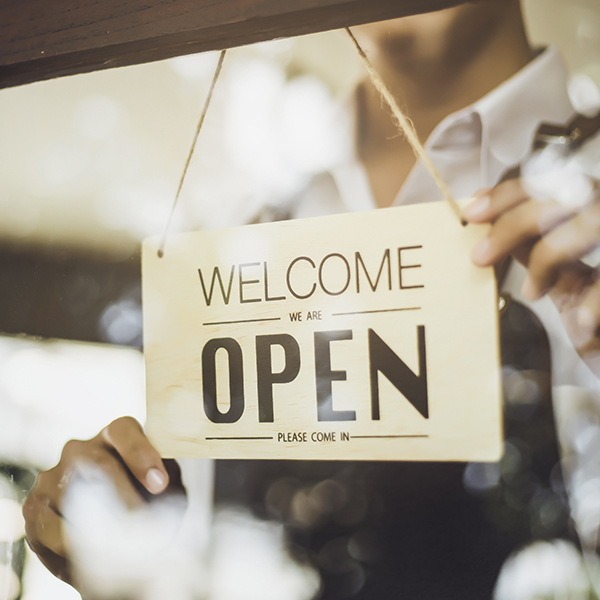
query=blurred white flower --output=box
[494,540,590,600]
[522,145,595,208]
[64,467,205,600]
[209,508,320,600]
[568,73,600,117]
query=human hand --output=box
[463,177,600,362]
[22,416,183,587]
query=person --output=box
[23,0,600,595]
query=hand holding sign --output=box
[465,177,600,366]
[23,417,183,587]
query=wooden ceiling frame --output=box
[1,0,483,89]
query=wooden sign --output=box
[143,201,502,461]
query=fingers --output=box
[23,465,71,584]
[23,499,74,584]
[32,545,72,584]
[549,271,600,356]
[58,436,149,510]
[101,417,169,495]
[470,197,573,267]
[465,175,600,364]
[23,489,67,558]
[68,455,148,511]
[24,442,149,581]
[463,179,530,223]
[465,177,600,301]
[523,202,600,299]
[23,416,170,586]
[575,279,600,355]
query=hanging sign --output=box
[142,201,502,461]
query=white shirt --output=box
[289,45,600,396]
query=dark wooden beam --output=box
[1,0,480,89]
[0,243,141,347]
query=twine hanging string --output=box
[158,33,463,257]
[157,50,227,258]
[345,28,465,225]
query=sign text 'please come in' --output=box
[142,201,502,461]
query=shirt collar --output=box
[474,45,575,178]
[330,45,575,207]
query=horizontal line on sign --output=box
[205,436,274,440]
[332,307,421,317]
[203,317,282,326]
[350,435,429,439]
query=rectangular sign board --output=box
[143,201,502,461]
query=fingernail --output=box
[474,187,492,199]
[577,306,595,331]
[521,276,540,301]
[471,237,492,265]
[463,195,490,220]
[146,468,167,494]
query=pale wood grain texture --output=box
[1,0,488,88]
[143,201,502,461]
